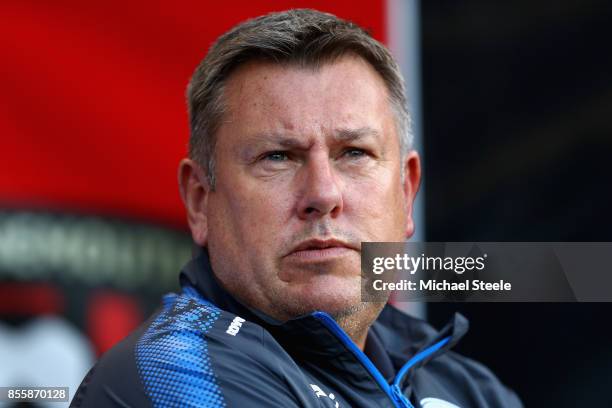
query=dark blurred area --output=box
[421,1,612,406]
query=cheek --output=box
[241,171,298,217]
[243,183,294,222]
[345,173,407,238]
[211,182,292,245]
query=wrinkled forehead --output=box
[219,55,398,147]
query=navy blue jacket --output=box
[72,251,522,407]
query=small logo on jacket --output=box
[226,316,245,336]
[420,397,461,408]
[310,384,340,408]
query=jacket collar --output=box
[179,247,469,377]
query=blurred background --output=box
[1,0,611,406]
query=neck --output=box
[332,301,386,350]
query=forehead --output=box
[219,55,397,142]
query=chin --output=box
[281,274,364,316]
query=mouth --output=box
[286,238,358,261]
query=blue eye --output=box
[263,151,288,161]
[344,148,366,158]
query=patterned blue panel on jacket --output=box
[136,288,225,407]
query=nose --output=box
[297,154,343,220]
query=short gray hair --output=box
[187,8,412,188]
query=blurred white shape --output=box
[0,316,94,408]
[421,397,461,408]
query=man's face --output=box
[204,55,418,321]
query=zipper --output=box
[313,311,413,408]
[392,384,414,407]
[313,311,451,408]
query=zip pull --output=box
[393,336,451,389]
[390,336,452,408]
[391,384,415,408]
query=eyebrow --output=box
[333,127,382,142]
[264,126,381,146]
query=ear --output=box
[178,158,210,246]
[402,150,422,239]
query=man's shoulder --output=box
[71,289,296,407]
[133,289,283,372]
[70,311,156,407]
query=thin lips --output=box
[290,239,357,254]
